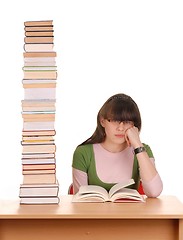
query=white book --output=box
[19,183,59,197]
[22,153,55,158]
[24,43,54,52]
[24,88,56,100]
[21,140,55,145]
[22,99,56,104]
[23,66,57,71]
[24,61,56,66]
[22,158,56,164]
[23,121,55,131]
[22,111,55,114]
[24,57,56,63]
[20,197,60,204]
[22,79,57,84]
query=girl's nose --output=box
[117,122,125,130]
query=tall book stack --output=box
[19,20,59,204]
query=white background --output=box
[0,0,183,202]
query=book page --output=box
[76,185,109,201]
[109,179,135,198]
[72,193,106,202]
[110,188,145,202]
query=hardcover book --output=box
[24,20,53,26]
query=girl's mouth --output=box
[115,134,124,138]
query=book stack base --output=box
[19,20,59,204]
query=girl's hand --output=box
[125,126,142,148]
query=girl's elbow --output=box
[145,183,163,198]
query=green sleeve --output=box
[72,144,92,173]
[144,144,154,158]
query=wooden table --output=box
[0,195,183,240]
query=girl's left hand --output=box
[125,126,142,148]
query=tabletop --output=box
[0,195,183,219]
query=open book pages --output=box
[72,179,146,203]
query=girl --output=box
[72,93,163,197]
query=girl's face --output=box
[100,118,134,145]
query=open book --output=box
[72,179,145,203]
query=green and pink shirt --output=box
[72,143,163,197]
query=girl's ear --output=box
[100,117,105,127]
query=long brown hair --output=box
[80,93,141,145]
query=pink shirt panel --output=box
[93,143,134,183]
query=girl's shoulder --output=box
[73,144,94,171]
[76,143,93,151]
[74,144,94,157]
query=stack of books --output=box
[19,20,59,204]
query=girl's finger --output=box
[125,133,131,146]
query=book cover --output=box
[23,121,55,131]
[22,99,56,105]
[25,31,54,37]
[22,130,56,136]
[22,112,55,120]
[22,158,56,165]
[23,66,57,71]
[23,173,56,184]
[19,182,59,197]
[21,99,56,110]
[24,20,53,27]
[24,26,54,32]
[24,87,56,100]
[22,143,56,154]
[23,83,57,89]
[23,71,57,79]
[24,59,56,66]
[20,196,60,204]
[22,140,55,145]
[22,106,56,111]
[24,36,54,44]
[22,135,55,141]
[23,52,56,57]
[23,119,55,124]
[22,169,56,175]
[22,163,56,170]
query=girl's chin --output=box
[114,139,126,144]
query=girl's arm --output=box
[126,126,158,181]
[72,168,88,194]
[126,127,163,197]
